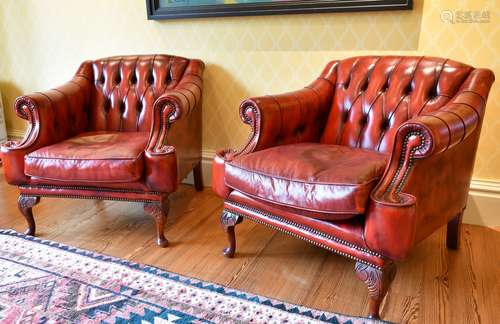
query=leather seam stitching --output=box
[179,80,202,94]
[459,89,486,105]
[448,101,481,121]
[226,162,383,187]
[317,77,334,87]
[436,110,467,143]
[423,114,452,150]
[176,87,196,112]
[74,74,92,84]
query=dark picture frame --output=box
[146,0,413,20]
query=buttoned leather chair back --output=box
[14,55,203,152]
[86,55,198,132]
[320,56,479,153]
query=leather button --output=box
[104,98,111,112]
[360,115,368,125]
[147,72,154,85]
[429,87,438,99]
[342,110,349,123]
[343,77,350,90]
[120,101,126,113]
[381,118,389,130]
[381,80,390,92]
[404,83,413,95]
[360,79,369,91]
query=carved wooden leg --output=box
[18,195,40,236]
[355,261,397,320]
[144,198,169,247]
[220,210,242,258]
[193,161,204,191]
[447,211,463,249]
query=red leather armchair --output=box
[212,56,494,319]
[1,54,205,247]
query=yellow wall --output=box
[0,0,498,180]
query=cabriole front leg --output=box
[220,210,242,258]
[355,261,397,319]
[18,195,40,236]
[144,198,169,247]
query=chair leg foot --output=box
[447,211,463,250]
[144,198,169,247]
[18,195,40,236]
[220,210,242,258]
[355,261,396,320]
[193,161,204,191]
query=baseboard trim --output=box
[196,150,499,227]
[7,129,26,139]
[466,179,500,227]
[469,179,500,195]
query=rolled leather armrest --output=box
[146,59,204,154]
[0,63,93,185]
[238,61,337,154]
[144,59,204,192]
[373,68,494,204]
[211,60,338,198]
[364,68,495,260]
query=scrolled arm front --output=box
[212,60,338,198]
[238,61,338,155]
[0,63,93,185]
[145,59,204,193]
[364,68,495,260]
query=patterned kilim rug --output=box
[0,229,384,324]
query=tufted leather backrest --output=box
[84,55,192,132]
[320,56,473,152]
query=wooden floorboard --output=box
[0,168,498,323]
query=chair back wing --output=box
[87,55,197,132]
[320,56,475,152]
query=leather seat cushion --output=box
[225,143,388,220]
[25,131,149,183]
